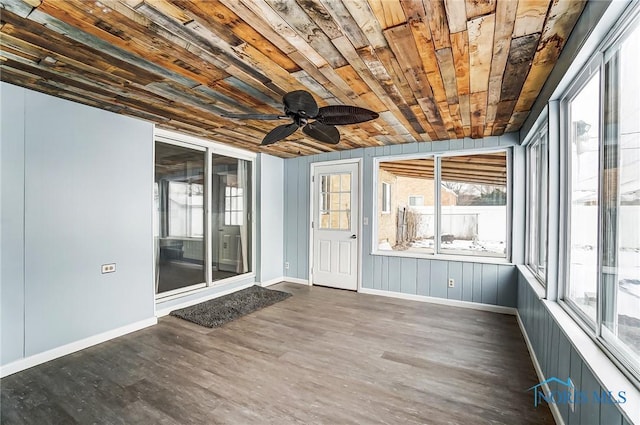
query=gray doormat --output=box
[170,285,291,328]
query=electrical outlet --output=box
[101,263,116,274]
[285,262,290,270]
[448,278,455,288]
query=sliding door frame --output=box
[154,128,257,301]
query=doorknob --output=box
[350,234,357,239]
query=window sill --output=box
[372,249,513,265]
[545,301,640,424]
[518,267,639,424]
[516,264,546,299]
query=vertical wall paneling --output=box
[569,346,583,424]
[372,255,382,290]
[0,83,156,367]
[430,260,448,299]
[447,261,463,300]
[497,265,517,307]
[400,257,417,295]
[517,270,628,425]
[362,148,375,288]
[387,257,402,292]
[1,83,26,364]
[283,135,520,307]
[381,256,389,291]
[23,89,155,356]
[416,259,431,296]
[600,402,623,425]
[284,159,299,277]
[580,363,601,424]
[298,157,310,279]
[258,154,284,282]
[481,264,498,305]
[557,330,572,423]
[461,262,474,302]
[472,263,483,303]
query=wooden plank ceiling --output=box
[0,0,585,158]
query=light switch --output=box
[363,217,369,225]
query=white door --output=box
[312,162,359,290]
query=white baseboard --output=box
[282,277,310,286]
[259,277,285,287]
[155,281,255,317]
[0,317,157,378]
[358,288,517,315]
[516,312,565,425]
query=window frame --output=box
[524,122,549,284]
[154,128,257,301]
[372,147,512,263]
[408,195,424,206]
[224,185,244,226]
[167,181,205,238]
[381,182,391,214]
[558,9,640,385]
[559,54,603,331]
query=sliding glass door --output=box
[155,142,207,296]
[211,154,252,282]
[154,136,254,298]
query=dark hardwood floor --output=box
[1,283,554,424]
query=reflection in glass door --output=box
[211,154,252,282]
[155,142,206,295]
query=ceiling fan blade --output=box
[222,113,286,120]
[302,121,340,145]
[283,90,318,118]
[261,122,299,145]
[315,105,379,125]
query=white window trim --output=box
[559,53,603,331]
[381,182,391,214]
[372,148,512,263]
[408,195,424,206]
[523,121,549,285]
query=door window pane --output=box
[318,173,351,230]
[567,71,600,322]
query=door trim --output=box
[309,158,363,291]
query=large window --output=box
[566,70,601,323]
[561,18,640,377]
[375,151,509,259]
[526,124,548,283]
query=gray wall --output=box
[258,153,284,283]
[1,82,155,365]
[1,83,26,364]
[518,272,631,425]
[283,134,523,308]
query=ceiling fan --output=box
[222,90,379,145]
